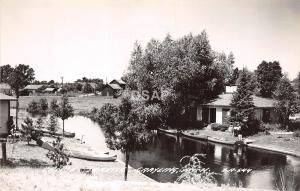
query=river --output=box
[18,114,300,190]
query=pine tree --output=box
[48,115,59,133]
[36,116,44,130]
[230,68,255,135]
[273,75,299,129]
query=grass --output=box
[11,95,121,114]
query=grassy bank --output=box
[11,95,121,114]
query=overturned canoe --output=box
[68,150,117,162]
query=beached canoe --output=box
[68,150,117,162]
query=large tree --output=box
[0,64,14,83]
[7,64,35,130]
[124,31,231,127]
[256,61,282,97]
[273,75,299,129]
[230,68,256,135]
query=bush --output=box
[259,123,281,132]
[39,98,49,115]
[211,123,229,131]
[289,119,300,131]
[26,100,40,115]
[46,137,70,169]
[47,115,59,133]
[293,129,300,137]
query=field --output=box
[12,95,121,114]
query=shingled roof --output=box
[203,93,275,108]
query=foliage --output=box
[123,32,233,127]
[95,95,160,180]
[26,98,49,115]
[293,130,300,138]
[26,100,40,115]
[50,99,59,114]
[228,67,239,86]
[7,64,35,97]
[47,115,59,133]
[289,119,300,131]
[46,137,70,169]
[176,153,217,184]
[256,61,282,97]
[83,83,94,93]
[259,123,281,132]
[21,117,36,144]
[35,116,44,130]
[273,75,300,130]
[53,95,74,135]
[39,98,49,115]
[0,64,13,83]
[211,123,229,131]
[229,68,256,136]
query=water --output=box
[17,114,300,190]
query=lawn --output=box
[11,95,121,114]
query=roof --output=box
[24,84,44,90]
[0,83,11,89]
[44,88,55,92]
[0,93,17,101]
[203,93,275,108]
[110,79,126,85]
[106,83,122,90]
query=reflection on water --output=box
[128,133,300,190]
[15,113,300,190]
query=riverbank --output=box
[181,129,300,157]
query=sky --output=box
[1,0,300,82]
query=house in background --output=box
[196,86,278,124]
[22,84,45,96]
[101,83,123,97]
[109,79,126,89]
[43,87,57,95]
[0,93,16,137]
[0,83,12,95]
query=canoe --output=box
[68,150,117,162]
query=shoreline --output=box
[158,128,300,158]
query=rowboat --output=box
[68,150,117,162]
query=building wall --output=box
[216,107,223,124]
[196,106,202,121]
[101,87,114,96]
[254,109,263,121]
[0,100,9,136]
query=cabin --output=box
[196,86,278,124]
[0,83,12,95]
[43,87,57,94]
[0,93,16,138]
[109,79,126,89]
[101,84,122,97]
[23,84,45,96]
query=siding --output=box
[0,100,9,135]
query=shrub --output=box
[47,115,59,133]
[289,119,300,131]
[46,137,70,169]
[176,153,218,184]
[39,98,49,115]
[293,130,300,137]
[26,100,39,115]
[259,123,281,132]
[211,123,229,131]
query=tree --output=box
[256,61,282,97]
[21,117,34,145]
[7,64,35,130]
[0,64,13,83]
[273,75,299,129]
[47,114,59,133]
[83,83,93,93]
[53,95,74,135]
[39,98,49,115]
[98,96,160,180]
[36,116,44,130]
[229,68,256,135]
[50,99,59,113]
